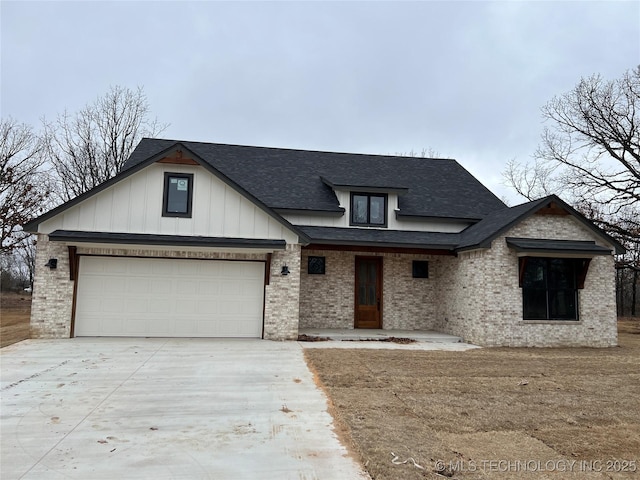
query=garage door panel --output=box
[197,284,218,295]
[175,298,200,315]
[126,298,149,314]
[130,280,153,295]
[148,299,172,314]
[103,303,124,315]
[174,319,197,335]
[196,300,219,315]
[123,319,148,335]
[150,280,172,295]
[101,318,125,335]
[176,280,200,295]
[75,257,265,338]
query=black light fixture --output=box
[45,258,58,269]
[281,265,290,276]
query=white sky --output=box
[2,0,639,204]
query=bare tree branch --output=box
[0,118,51,253]
[504,67,640,254]
[44,86,168,202]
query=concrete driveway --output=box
[1,339,369,479]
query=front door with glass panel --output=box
[355,256,382,328]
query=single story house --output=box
[25,139,625,347]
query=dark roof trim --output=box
[24,142,310,244]
[395,212,481,223]
[306,238,457,251]
[304,243,456,256]
[320,176,409,195]
[456,195,626,255]
[274,207,345,216]
[506,237,613,256]
[48,230,287,249]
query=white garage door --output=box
[75,256,265,337]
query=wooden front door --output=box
[354,256,382,329]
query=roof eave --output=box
[395,212,482,223]
[320,176,410,195]
[306,238,457,251]
[48,230,287,250]
[274,207,345,217]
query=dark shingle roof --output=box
[298,226,460,250]
[123,138,507,219]
[456,197,550,250]
[505,238,613,255]
[27,139,624,255]
[456,195,625,254]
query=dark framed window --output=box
[521,257,580,320]
[412,260,429,278]
[163,173,193,217]
[350,193,387,227]
[307,256,326,275]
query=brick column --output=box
[264,244,301,340]
[30,235,74,338]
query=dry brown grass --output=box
[0,292,31,348]
[305,322,640,479]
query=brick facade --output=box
[299,249,439,330]
[264,244,301,340]
[30,234,75,338]
[30,212,618,347]
[434,214,618,347]
[29,236,298,341]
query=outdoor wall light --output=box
[281,265,290,276]
[45,258,58,269]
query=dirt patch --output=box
[298,333,331,342]
[1,292,31,348]
[344,337,416,344]
[618,317,640,335]
[304,329,640,479]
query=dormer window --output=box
[350,193,387,227]
[163,173,193,217]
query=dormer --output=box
[320,176,409,229]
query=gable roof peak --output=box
[456,193,625,254]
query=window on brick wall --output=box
[519,257,590,321]
[307,256,326,275]
[412,260,429,278]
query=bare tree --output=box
[502,158,562,201]
[540,67,639,240]
[44,86,168,201]
[505,67,640,243]
[0,245,34,292]
[393,147,443,158]
[16,237,37,290]
[0,118,50,254]
[395,147,443,158]
[504,68,640,315]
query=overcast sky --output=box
[2,0,639,204]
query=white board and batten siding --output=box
[281,191,472,233]
[38,163,299,243]
[75,256,265,337]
